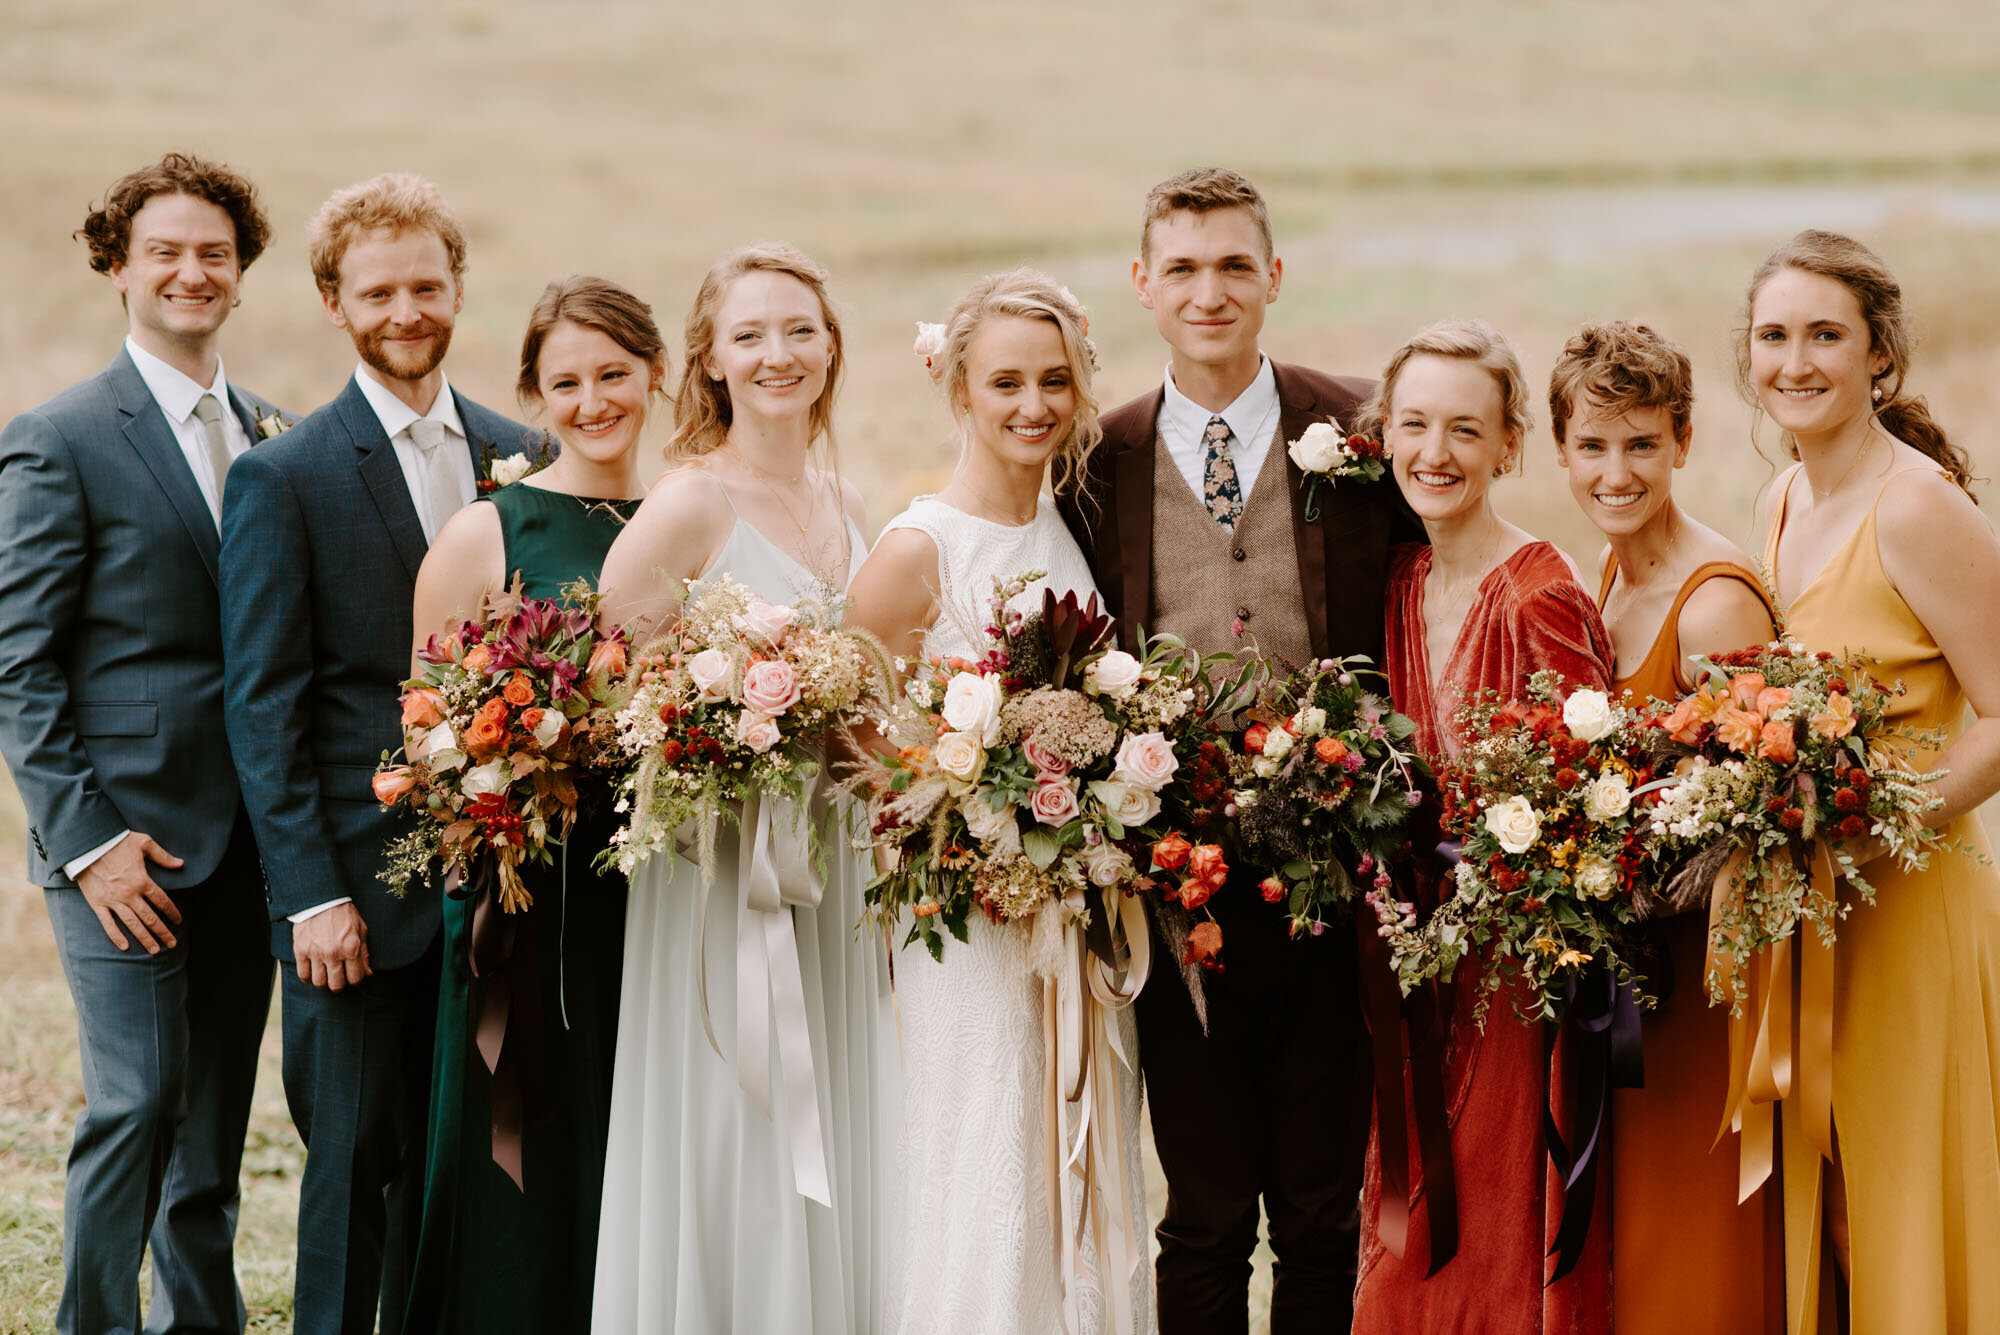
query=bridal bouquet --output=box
[859,571,1224,962]
[1372,675,1659,1025]
[376,583,631,912]
[1222,657,1428,942]
[1639,642,1946,1006]
[604,576,892,879]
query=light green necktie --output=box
[192,393,234,514]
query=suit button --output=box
[1236,606,1252,620]
[1231,547,1246,562]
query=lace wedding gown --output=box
[877,495,1154,1335]
[593,492,898,1334]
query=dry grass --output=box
[3,2,1999,1330]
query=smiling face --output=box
[1557,397,1688,539]
[1747,266,1887,440]
[1134,206,1281,373]
[532,320,661,465]
[324,225,461,384]
[1386,354,1517,527]
[959,313,1077,475]
[110,192,241,352]
[701,269,833,427]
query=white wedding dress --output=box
[593,491,898,1334]
[877,495,1154,1335]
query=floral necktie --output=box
[1201,415,1243,530]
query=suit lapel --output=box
[108,351,221,583]
[1110,389,1162,651]
[340,380,429,582]
[1275,364,1333,659]
[226,386,262,444]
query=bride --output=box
[847,269,1155,1334]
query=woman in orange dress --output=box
[1549,320,1783,1333]
[1352,320,1617,1334]
[1742,231,2000,1334]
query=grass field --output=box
[3,1,1998,1330]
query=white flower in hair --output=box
[913,322,948,376]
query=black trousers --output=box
[1137,889,1371,1335]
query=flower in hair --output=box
[913,322,948,376]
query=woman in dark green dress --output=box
[402,276,665,1333]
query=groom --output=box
[1059,167,1423,1332]
[219,173,541,1335]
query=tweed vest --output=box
[1148,426,1312,667]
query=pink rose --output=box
[736,711,782,753]
[741,658,802,715]
[1023,737,1070,779]
[688,648,734,703]
[1112,731,1179,792]
[734,600,798,645]
[1028,779,1080,827]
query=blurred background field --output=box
[3,0,1997,1329]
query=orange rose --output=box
[1810,692,1857,740]
[400,688,444,728]
[1243,723,1270,755]
[587,638,627,678]
[1315,737,1349,765]
[1757,719,1798,764]
[1728,673,1767,713]
[1754,685,1793,716]
[478,696,510,724]
[372,766,417,805]
[463,644,492,675]
[1712,704,1763,755]
[465,714,508,756]
[502,674,535,707]
[1150,833,1193,872]
[1188,843,1229,892]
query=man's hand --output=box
[76,833,184,953]
[293,902,372,991]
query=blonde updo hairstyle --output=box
[923,267,1103,494]
[668,242,843,464]
[1356,318,1535,476]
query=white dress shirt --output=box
[352,365,474,543]
[1156,355,1281,505]
[63,341,256,883]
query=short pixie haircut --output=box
[1139,166,1273,266]
[307,173,467,300]
[76,153,270,275]
[1357,318,1535,448]
[1548,320,1695,446]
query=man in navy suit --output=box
[218,174,540,1335]
[0,154,282,1335]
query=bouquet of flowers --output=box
[1222,657,1428,942]
[1372,674,1659,1026]
[604,576,892,879]
[1639,642,1947,1005]
[376,582,631,912]
[858,571,1228,963]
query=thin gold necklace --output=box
[728,451,816,540]
[1808,429,1881,503]
[949,477,1039,527]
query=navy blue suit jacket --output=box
[0,348,284,888]
[218,374,541,967]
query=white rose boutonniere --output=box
[1286,416,1389,522]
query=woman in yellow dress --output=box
[1744,230,2000,1333]
[1549,320,1784,1333]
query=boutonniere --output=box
[476,435,555,494]
[1287,418,1388,522]
[254,410,295,441]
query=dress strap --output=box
[1762,463,1804,573]
[1626,562,1774,698]
[1596,550,1619,606]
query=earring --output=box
[1872,384,1884,402]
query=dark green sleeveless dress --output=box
[403,483,640,1333]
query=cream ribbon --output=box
[1043,885,1152,1335]
[693,784,834,1208]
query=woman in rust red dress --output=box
[1352,320,1617,1333]
[1550,321,1783,1334]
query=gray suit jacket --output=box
[0,348,285,887]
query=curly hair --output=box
[307,173,467,300]
[1548,320,1695,446]
[75,153,270,274]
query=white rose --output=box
[1287,420,1345,474]
[1096,780,1161,830]
[1111,731,1179,791]
[941,671,1005,746]
[460,758,509,799]
[1253,755,1280,780]
[529,709,564,749]
[1562,689,1617,743]
[1573,853,1618,900]
[687,648,734,704]
[421,722,466,772]
[1261,725,1295,762]
[732,600,797,645]
[912,321,948,371]
[1485,795,1542,855]
[1296,705,1327,737]
[1081,839,1134,889]
[1083,650,1143,700]
[736,711,781,753]
[489,455,533,488]
[1583,771,1632,823]
[959,793,1022,856]
[933,731,987,792]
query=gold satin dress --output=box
[1766,466,2000,1333]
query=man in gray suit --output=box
[0,154,285,1335]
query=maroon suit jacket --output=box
[1056,360,1425,662]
